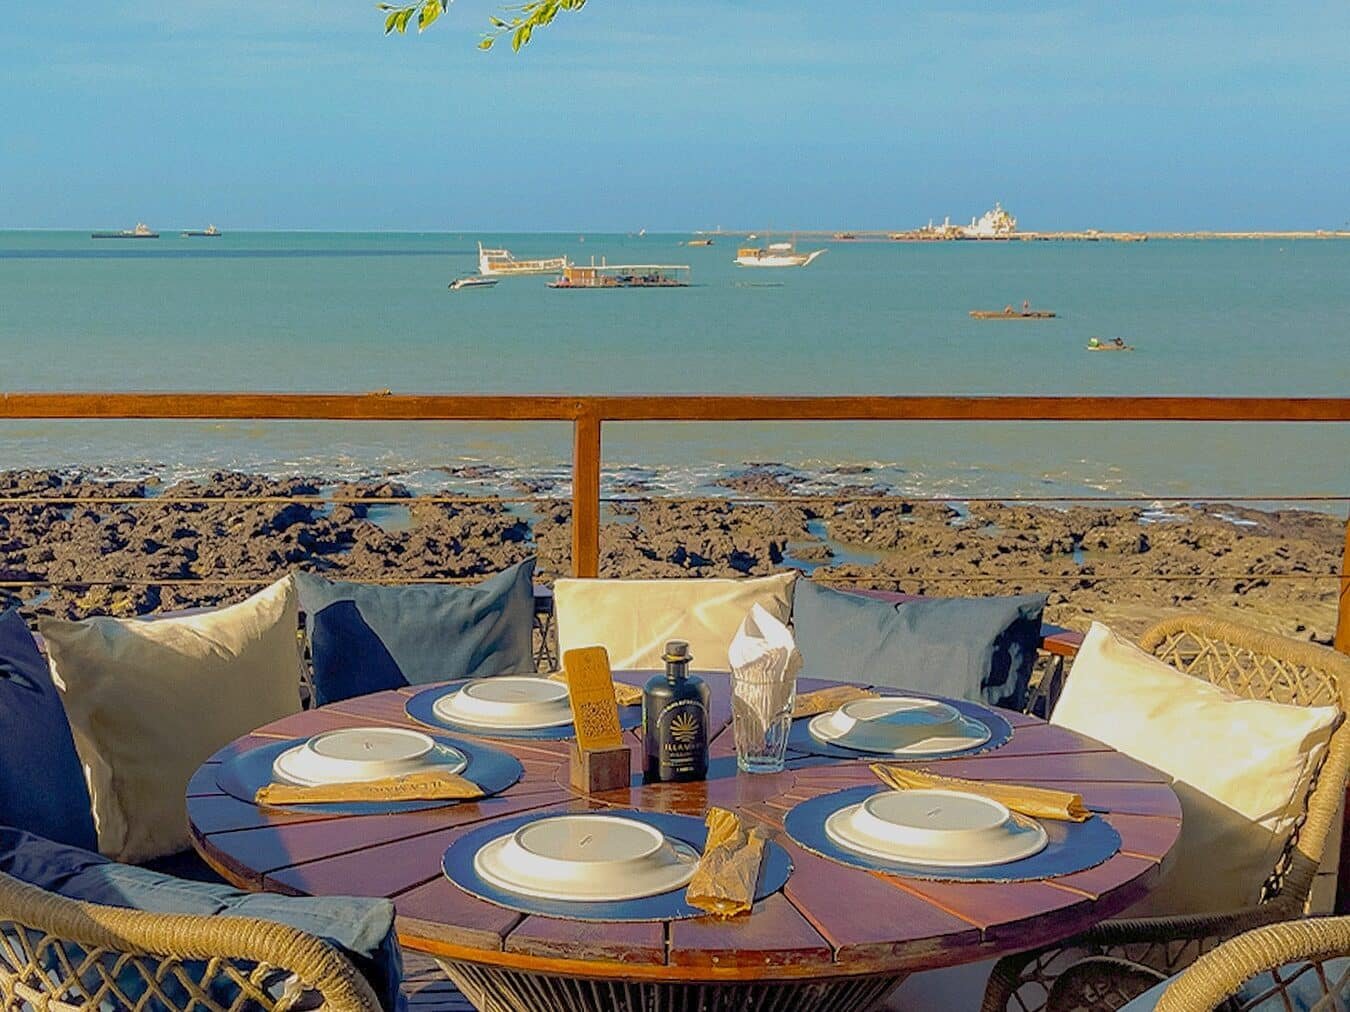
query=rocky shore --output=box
[1,467,1342,645]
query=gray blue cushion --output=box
[791,584,1047,710]
[0,610,98,851]
[0,827,403,1011]
[1120,955,1350,1010]
[295,559,537,706]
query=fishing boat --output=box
[734,236,826,267]
[477,242,569,276]
[548,260,690,289]
[91,222,158,239]
[449,276,499,291]
[1087,337,1134,352]
[181,225,221,237]
[685,238,714,247]
[970,305,1057,319]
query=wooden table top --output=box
[188,674,1180,985]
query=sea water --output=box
[1,230,1346,504]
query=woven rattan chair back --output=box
[0,869,382,1012]
[1139,616,1350,914]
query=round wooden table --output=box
[188,674,1181,1012]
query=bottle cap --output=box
[663,641,691,663]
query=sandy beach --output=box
[2,467,1341,645]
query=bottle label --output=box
[656,698,708,776]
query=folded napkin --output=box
[686,808,766,919]
[792,685,879,719]
[548,671,643,708]
[255,771,486,807]
[729,604,802,740]
[870,765,1090,822]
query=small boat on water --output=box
[970,304,1057,319]
[833,232,858,240]
[91,222,158,239]
[182,225,221,237]
[735,235,826,268]
[548,260,690,289]
[477,242,569,276]
[1087,337,1134,352]
[685,238,714,246]
[449,276,499,291]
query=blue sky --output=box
[4,1,1348,231]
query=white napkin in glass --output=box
[729,603,803,738]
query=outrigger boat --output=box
[449,276,499,291]
[970,305,1057,319]
[182,225,221,237]
[734,235,826,267]
[91,222,158,239]
[548,259,690,289]
[477,242,568,277]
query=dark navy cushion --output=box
[0,610,98,851]
[0,827,402,1011]
[295,559,537,706]
[792,584,1047,710]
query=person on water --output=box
[1111,337,1126,348]
[1022,299,1030,312]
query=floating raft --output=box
[969,309,1057,319]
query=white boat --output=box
[449,276,499,291]
[477,242,569,277]
[735,236,826,268]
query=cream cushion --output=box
[1051,622,1340,915]
[554,573,797,672]
[41,577,304,863]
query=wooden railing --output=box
[2,391,1349,651]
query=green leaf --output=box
[384,9,400,33]
[478,36,494,50]
[418,0,441,30]
[396,8,414,32]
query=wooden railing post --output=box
[571,408,602,578]
[1336,511,1350,656]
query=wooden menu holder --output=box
[562,646,633,794]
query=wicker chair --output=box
[0,868,383,1012]
[982,615,1350,1012]
[1047,916,1350,1011]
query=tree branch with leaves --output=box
[379,0,587,51]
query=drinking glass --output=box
[730,668,797,774]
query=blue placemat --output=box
[216,735,523,817]
[405,679,643,741]
[784,785,1120,883]
[443,809,793,922]
[787,690,1014,761]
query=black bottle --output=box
[642,641,711,784]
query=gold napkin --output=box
[792,685,879,719]
[686,808,766,919]
[255,771,486,807]
[549,671,643,708]
[870,765,1089,822]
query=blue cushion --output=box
[0,827,403,1011]
[791,584,1047,710]
[295,559,537,706]
[0,610,98,851]
[1120,956,1350,1010]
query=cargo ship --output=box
[91,222,158,239]
[477,242,569,276]
[181,225,221,237]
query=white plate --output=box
[473,814,700,902]
[807,697,992,755]
[825,789,1049,867]
[273,727,468,787]
[433,677,574,730]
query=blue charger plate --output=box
[784,785,1120,883]
[216,734,523,817]
[443,808,793,922]
[787,690,1014,761]
[405,679,643,741]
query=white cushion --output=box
[553,573,797,672]
[1051,622,1340,915]
[42,577,305,862]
